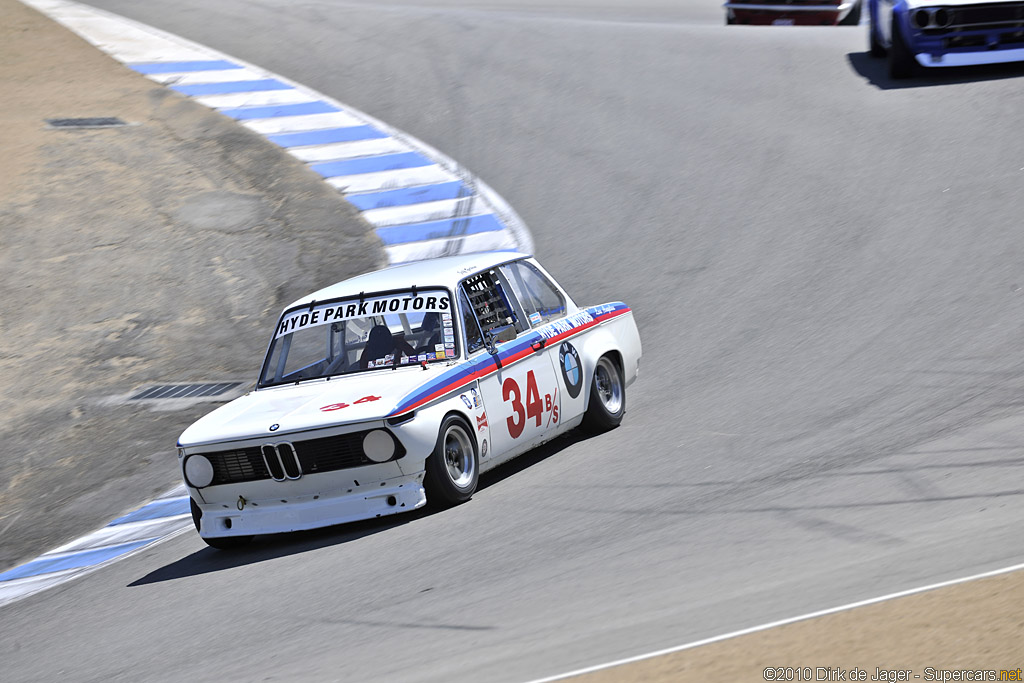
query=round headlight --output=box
[363,430,396,463]
[184,454,215,488]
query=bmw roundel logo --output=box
[269,423,280,432]
[559,342,582,399]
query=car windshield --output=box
[259,288,457,387]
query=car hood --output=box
[178,365,453,447]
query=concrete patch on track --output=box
[21,0,533,265]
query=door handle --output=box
[530,339,546,352]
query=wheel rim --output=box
[594,357,623,415]
[443,424,476,489]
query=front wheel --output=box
[191,497,253,549]
[582,355,625,432]
[425,416,479,507]
[868,6,886,56]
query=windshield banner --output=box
[276,291,451,338]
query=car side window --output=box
[462,270,517,340]
[459,287,485,354]
[499,261,566,327]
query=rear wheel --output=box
[888,15,915,78]
[191,497,253,549]
[582,355,625,432]
[425,416,479,507]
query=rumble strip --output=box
[0,486,191,607]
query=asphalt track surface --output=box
[6,1,1024,681]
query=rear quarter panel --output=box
[574,306,642,414]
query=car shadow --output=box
[127,510,429,586]
[477,427,603,492]
[128,427,599,587]
[847,50,1024,89]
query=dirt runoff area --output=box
[569,565,1024,682]
[0,0,381,572]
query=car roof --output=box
[283,251,532,311]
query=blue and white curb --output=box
[21,0,533,265]
[0,486,190,607]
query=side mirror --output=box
[485,324,517,354]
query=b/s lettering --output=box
[502,370,558,439]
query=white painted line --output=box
[242,111,365,135]
[385,230,519,264]
[361,198,480,228]
[287,137,410,162]
[521,561,1024,683]
[195,89,313,109]
[147,67,273,85]
[324,165,460,194]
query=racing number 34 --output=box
[502,370,558,439]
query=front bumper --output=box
[193,472,427,538]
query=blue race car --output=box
[869,0,1024,78]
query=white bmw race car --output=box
[178,252,642,548]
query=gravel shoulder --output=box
[0,0,381,572]
[571,566,1024,681]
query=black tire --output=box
[888,14,915,78]
[191,497,253,549]
[424,415,479,507]
[840,0,862,25]
[868,8,886,57]
[582,355,625,433]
